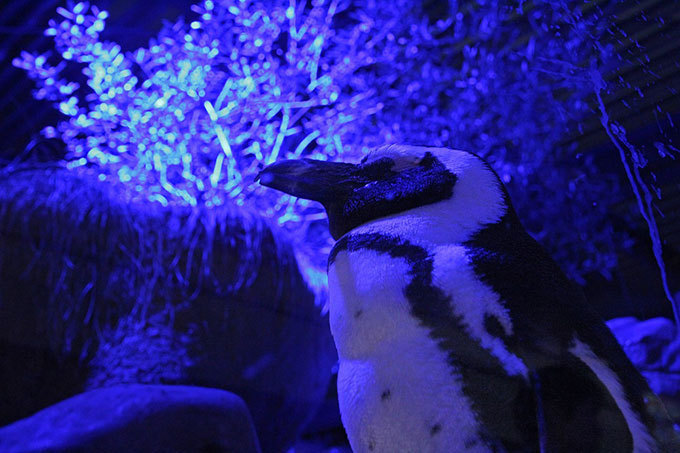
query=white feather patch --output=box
[431,245,528,379]
[329,249,488,453]
[355,146,506,246]
[569,337,656,453]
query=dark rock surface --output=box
[607,316,680,424]
[606,316,679,395]
[0,167,336,452]
[290,441,352,453]
[0,384,260,453]
[607,317,676,370]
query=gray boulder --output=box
[607,316,679,397]
[0,167,336,452]
[0,384,260,453]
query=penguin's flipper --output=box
[531,356,633,453]
[642,390,680,452]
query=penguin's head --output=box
[257,145,508,241]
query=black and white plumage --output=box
[258,145,677,452]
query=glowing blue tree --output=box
[14,0,390,216]
[14,0,678,301]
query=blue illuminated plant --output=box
[14,0,385,215]
[13,0,678,298]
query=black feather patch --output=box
[327,153,457,239]
[329,233,538,451]
[465,206,651,450]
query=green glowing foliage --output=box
[14,0,390,215]
[14,0,677,293]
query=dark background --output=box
[1,0,679,321]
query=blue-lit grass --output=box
[12,0,626,286]
[0,163,302,360]
[0,160,336,452]
[13,0,679,307]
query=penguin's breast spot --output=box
[337,336,487,453]
[327,234,497,452]
[328,249,416,359]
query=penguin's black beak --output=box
[256,158,366,206]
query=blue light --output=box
[13,0,678,288]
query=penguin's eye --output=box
[418,152,436,168]
[359,151,435,178]
[359,157,396,179]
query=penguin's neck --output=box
[345,201,508,248]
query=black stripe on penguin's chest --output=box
[329,233,538,452]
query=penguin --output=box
[257,144,678,452]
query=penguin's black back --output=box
[464,206,657,451]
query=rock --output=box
[606,317,680,437]
[662,338,680,372]
[605,316,639,337]
[641,371,680,399]
[289,441,352,453]
[298,370,347,447]
[0,167,336,452]
[606,317,676,370]
[607,316,680,401]
[0,384,260,453]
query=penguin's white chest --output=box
[328,248,488,453]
